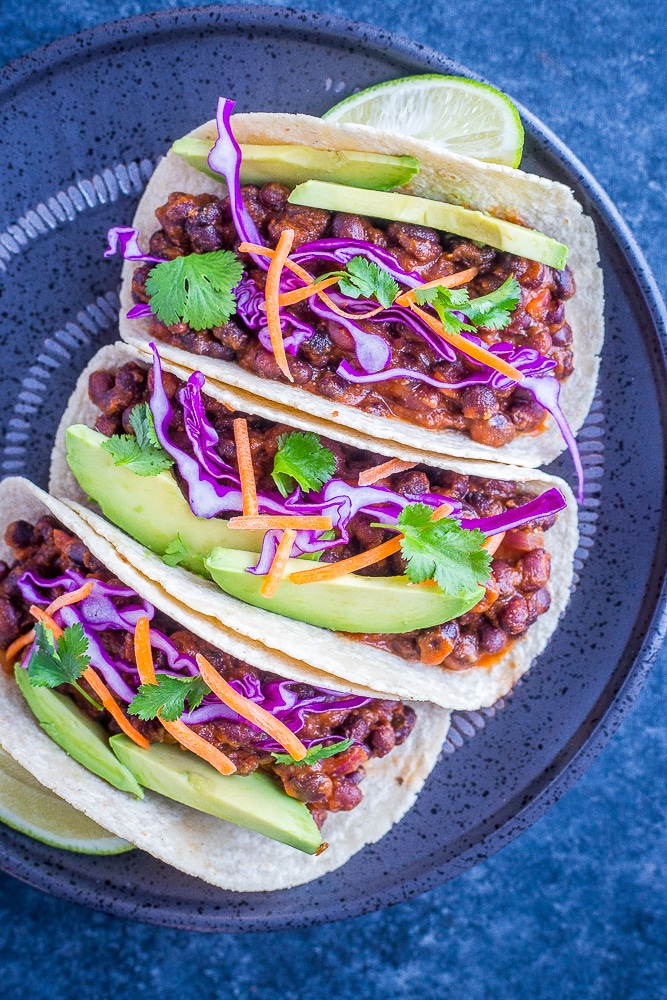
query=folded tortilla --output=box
[49,342,579,712]
[0,477,451,891]
[119,111,604,469]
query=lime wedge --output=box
[323,75,524,168]
[0,745,133,854]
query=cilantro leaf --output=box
[162,534,189,568]
[102,403,174,477]
[28,621,91,688]
[337,256,399,308]
[397,503,491,595]
[128,674,211,723]
[271,431,337,497]
[271,739,353,767]
[145,251,244,331]
[458,276,520,330]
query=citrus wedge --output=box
[0,745,133,854]
[323,74,524,168]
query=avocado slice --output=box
[66,424,265,574]
[110,735,323,854]
[171,137,420,191]
[14,665,144,798]
[289,180,569,269]
[205,546,482,634]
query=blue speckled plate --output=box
[1,5,666,932]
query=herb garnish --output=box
[414,275,520,335]
[128,674,211,723]
[162,534,189,567]
[271,738,353,767]
[145,250,244,331]
[102,403,174,477]
[271,431,337,497]
[333,256,400,307]
[27,621,101,710]
[397,504,491,594]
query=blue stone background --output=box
[0,1,665,995]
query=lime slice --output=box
[0,745,133,854]
[323,75,524,168]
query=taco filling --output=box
[0,515,416,831]
[109,98,585,498]
[69,350,562,674]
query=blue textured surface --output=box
[1,1,666,996]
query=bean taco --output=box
[50,342,578,713]
[0,478,451,890]
[112,97,604,491]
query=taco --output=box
[50,341,578,712]
[112,96,604,487]
[0,477,450,891]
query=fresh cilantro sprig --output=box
[271,738,353,767]
[128,674,211,723]
[145,250,244,331]
[27,621,101,710]
[414,276,520,335]
[102,403,174,477]
[335,256,400,308]
[397,504,492,594]
[271,431,337,498]
[162,534,189,567]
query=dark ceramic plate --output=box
[1,5,666,932]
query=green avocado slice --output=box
[65,424,264,574]
[171,137,420,191]
[205,546,483,634]
[288,180,569,269]
[14,665,144,798]
[110,735,324,855]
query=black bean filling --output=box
[0,517,417,826]
[132,185,576,449]
[88,361,555,669]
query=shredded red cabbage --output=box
[126,303,154,320]
[293,238,423,289]
[234,273,266,328]
[178,371,240,481]
[207,97,268,270]
[522,375,585,503]
[257,312,318,357]
[463,486,567,534]
[104,226,163,264]
[308,294,391,373]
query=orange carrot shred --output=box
[233,418,258,517]
[237,243,314,285]
[133,617,236,774]
[30,606,149,749]
[409,303,525,382]
[483,531,505,555]
[3,629,35,670]
[260,528,297,599]
[317,290,385,320]
[195,653,308,761]
[44,580,96,617]
[278,275,341,307]
[289,535,403,585]
[228,515,333,532]
[265,228,296,382]
[394,267,479,306]
[358,459,417,487]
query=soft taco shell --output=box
[0,477,451,891]
[119,111,604,469]
[50,342,579,712]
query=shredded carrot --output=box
[228,514,333,532]
[394,267,479,306]
[278,275,342,307]
[233,418,258,517]
[133,617,236,774]
[318,290,385,320]
[483,531,506,556]
[289,535,402,585]
[409,303,524,382]
[3,629,35,669]
[260,528,297,599]
[44,580,95,617]
[237,243,314,285]
[289,502,454,585]
[195,653,308,761]
[30,606,149,749]
[358,459,417,487]
[265,228,296,382]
